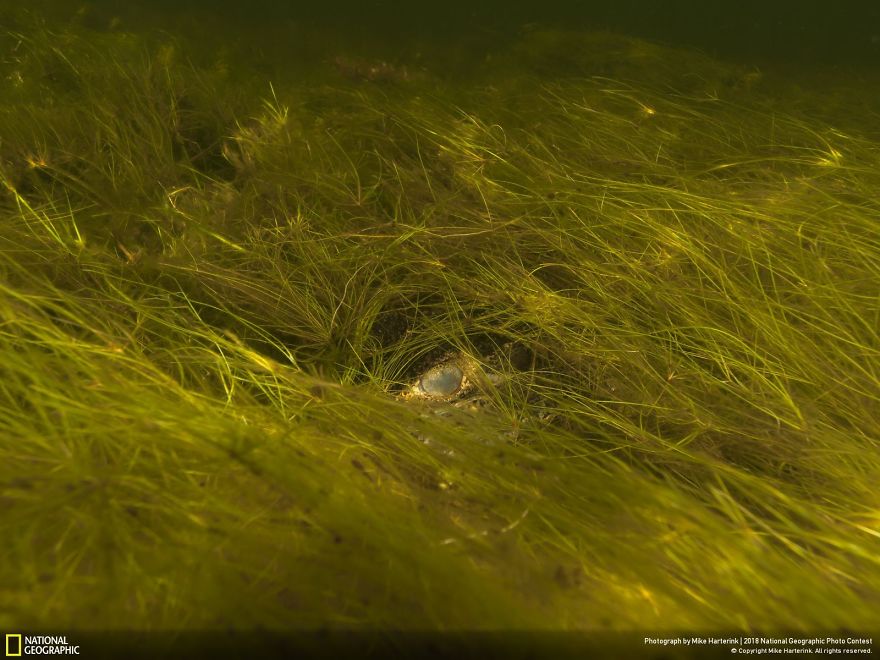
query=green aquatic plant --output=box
[0,13,879,636]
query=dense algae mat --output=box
[1,22,879,631]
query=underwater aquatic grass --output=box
[0,18,879,633]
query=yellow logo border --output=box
[5,634,22,657]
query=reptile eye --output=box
[419,363,464,397]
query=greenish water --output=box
[15,0,880,70]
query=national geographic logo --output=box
[5,635,80,656]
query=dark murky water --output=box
[21,0,880,72]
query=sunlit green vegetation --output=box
[1,9,878,632]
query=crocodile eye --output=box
[419,363,464,397]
